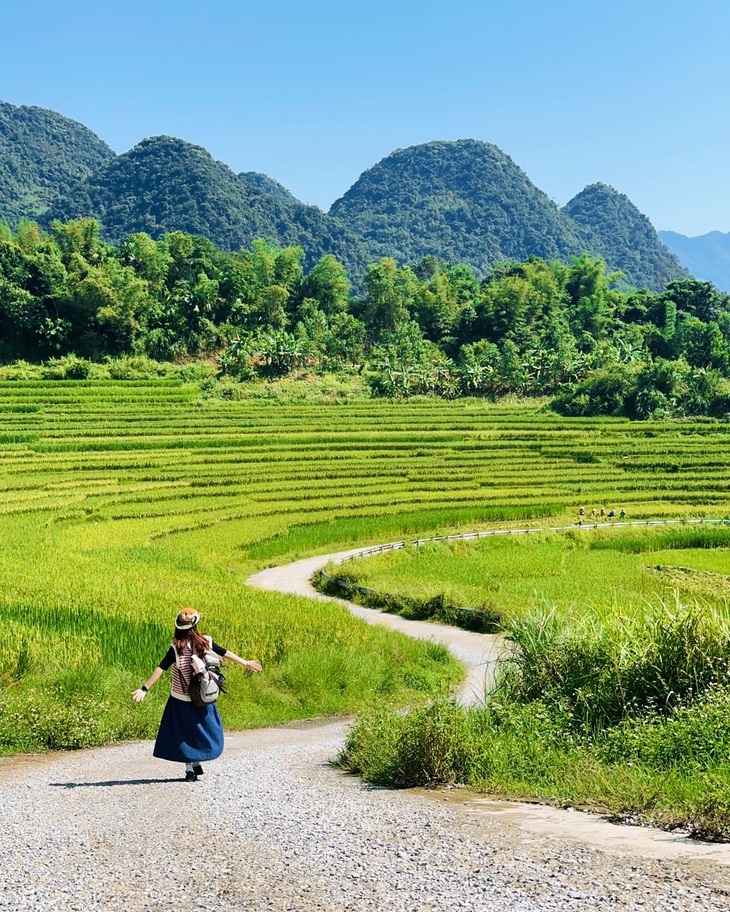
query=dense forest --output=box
[0,102,688,291]
[1,218,728,419]
[0,102,114,225]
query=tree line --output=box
[1,218,729,418]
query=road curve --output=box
[2,540,730,911]
[246,546,505,704]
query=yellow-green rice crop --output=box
[0,378,729,754]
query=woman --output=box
[132,608,263,781]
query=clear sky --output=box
[2,0,728,235]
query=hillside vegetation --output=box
[0,102,685,289]
[564,183,687,290]
[330,140,584,276]
[44,136,369,276]
[0,101,114,226]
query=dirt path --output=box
[2,543,730,911]
[247,547,505,702]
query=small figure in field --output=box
[590,508,598,519]
[620,509,626,519]
[133,609,262,781]
[600,508,605,518]
[608,509,616,519]
[578,506,585,517]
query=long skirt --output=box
[153,696,224,763]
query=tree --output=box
[51,219,102,264]
[299,255,350,315]
[565,255,620,341]
[478,257,567,344]
[662,279,729,324]
[362,258,417,340]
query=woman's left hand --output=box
[245,660,263,673]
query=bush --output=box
[41,355,93,380]
[502,604,730,730]
[340,700,475,787]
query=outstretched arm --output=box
[132,666,164,702]
[223,651,262,673]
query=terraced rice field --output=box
[0,379,729,753]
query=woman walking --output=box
[132,608,262,781]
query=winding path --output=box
[1,538,730,911]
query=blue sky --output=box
[2,0,728,235]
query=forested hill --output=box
[563,183,687,290]
[659,230,730,292]
[329,140,585,275]
[44,136,369,276]
[0,101,697,289]
[238,172,300,206]
[0,101,114,226]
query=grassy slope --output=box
[333,526,730,626]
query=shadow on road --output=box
[50,778,182,788]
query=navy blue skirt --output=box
[153,696,224,763]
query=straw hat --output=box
[175,609,200,631]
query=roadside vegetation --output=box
[337,526,730,839]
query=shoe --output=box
[192,764,204,777]
[184,771,198,782]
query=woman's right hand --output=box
[132,689,147,702]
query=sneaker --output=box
[184,770,198,782]
[192,764,204,777]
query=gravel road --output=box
[1,543,729,911]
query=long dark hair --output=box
[173,625,209,659]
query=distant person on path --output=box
[608,509,616,518]
[132,609,262,781]
[620,509,626,519]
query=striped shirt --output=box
[159,638,226,702]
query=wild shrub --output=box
[340,700,475,787]
[502,604,730,730]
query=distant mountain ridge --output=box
[659,230,730,292]
[0,100,692,290]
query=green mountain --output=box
[238,171,300,206]
[563,183,686,291]
[658,230,730,292]
[0,101,115,226]
[329,139,585,274]
[45,136,369,276]
[1,101,696,292]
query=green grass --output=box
[330,525,730,627]
[335,523,730,838]
[0,378,729,763]
[341,697,730,840]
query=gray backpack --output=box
[174,638,224,706]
